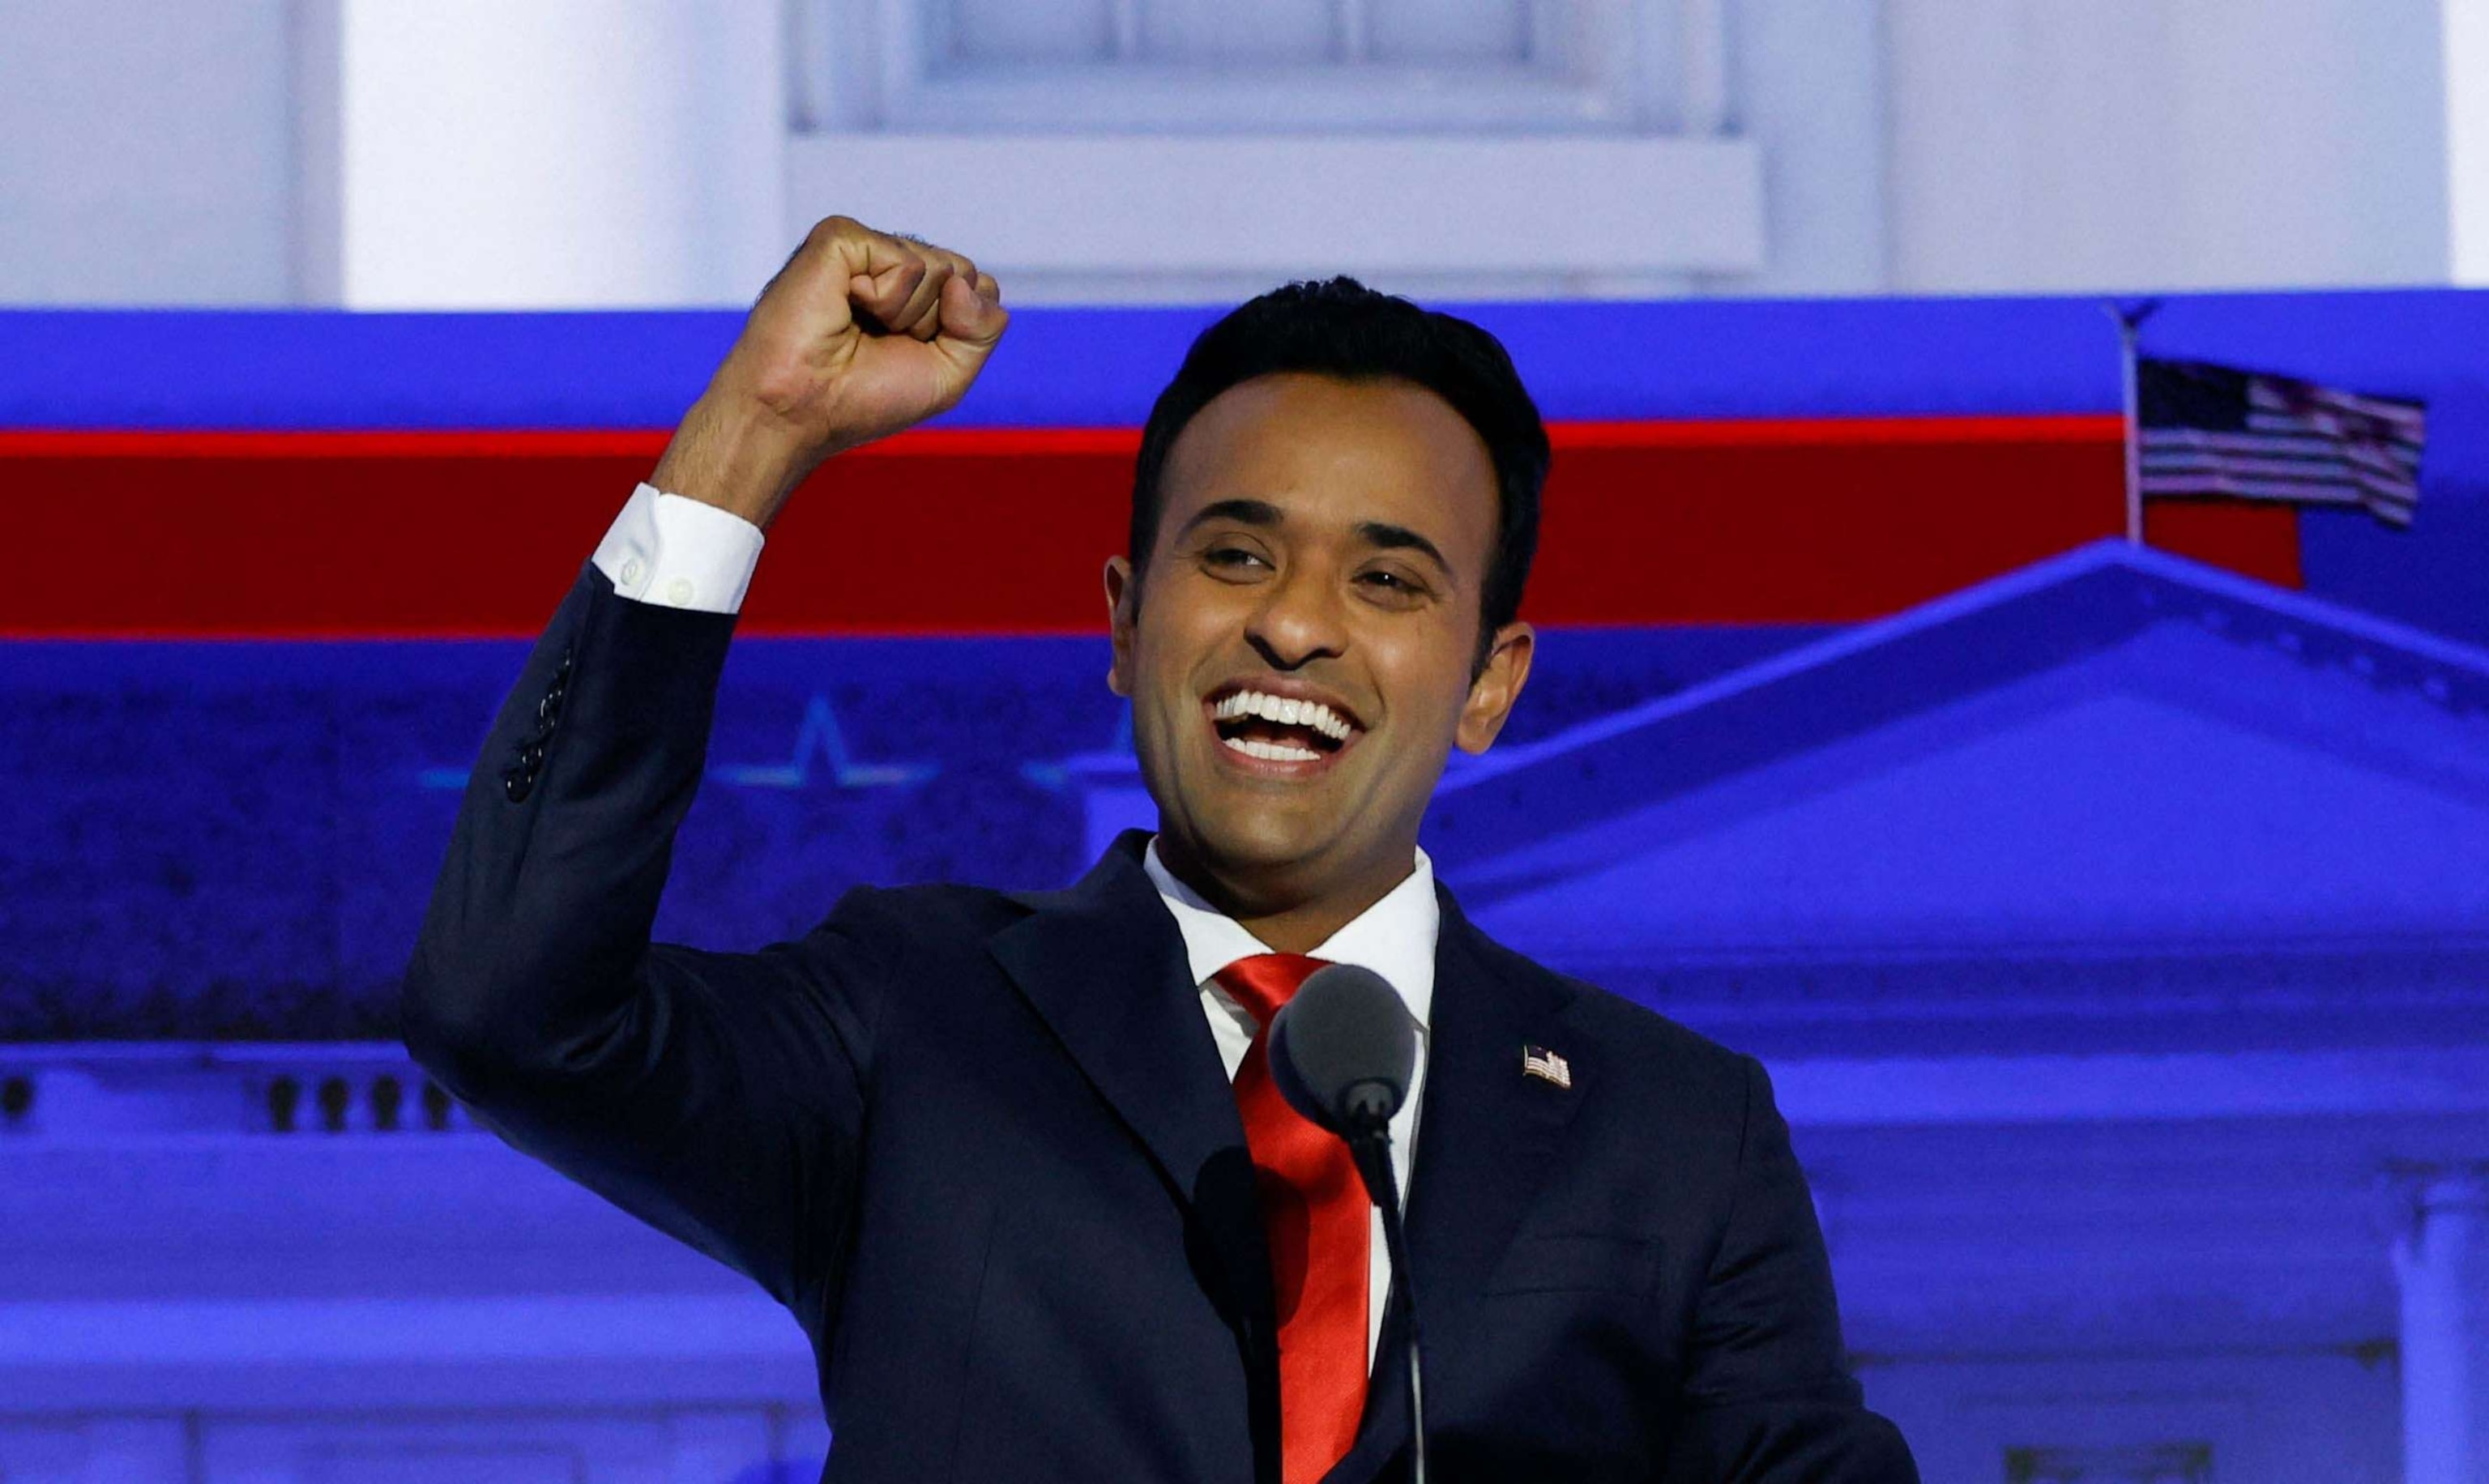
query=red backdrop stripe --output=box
[0,416,2112,462]
[3,414,2296,638]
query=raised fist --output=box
[653,216,1008,527]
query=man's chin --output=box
[1171,812,1348,882]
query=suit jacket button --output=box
[517,740,545,771]
[536,692,562,727]
[502,770,532,803]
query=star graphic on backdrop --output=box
[419,695,937,791]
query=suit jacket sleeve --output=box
[1660,1056,1919,1483]
[400,561,890,1321]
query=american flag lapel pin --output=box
[1522,1044,1572,1090]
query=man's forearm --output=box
[648,389,818,531]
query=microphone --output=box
[1267,964,1428,1484]
[1268,965,1415,1144]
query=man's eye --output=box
[1206,547,1266,569]
[1359,569,1424,595]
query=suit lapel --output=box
[1324,885,1586,1484]
[990,830,1284,1440]
[989,830,1248,1212]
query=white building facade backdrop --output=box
[0,0,2466,309]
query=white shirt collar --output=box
[1142,837,1438,1032]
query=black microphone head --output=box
[1268,963,1417,1136]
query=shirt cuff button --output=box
[664,578,695,606]
[619,557,645,586]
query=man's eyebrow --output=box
[1356,521,1454,578]
[1176,497,1283,535]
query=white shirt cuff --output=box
[591,483,766,614]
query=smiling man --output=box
[403,217,1916,1483]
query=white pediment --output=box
[1442,544,2489,963]
[1471,648,2489,958]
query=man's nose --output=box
[1244,564,1347,669]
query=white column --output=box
[1676,0,1727,136]
[2447,0,2489,285]
[332,0,786,308]
[2390,1166,2489,1484]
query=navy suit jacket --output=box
[403,563,1916,1482]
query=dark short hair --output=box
[1127,277,1549,665]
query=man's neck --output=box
[1151,835,1417,955]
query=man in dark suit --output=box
[403,215,1916,1482]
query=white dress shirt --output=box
[1142,839,1437,1370]
[594,484,1439,1366]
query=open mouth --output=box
[1206,686,1361,766]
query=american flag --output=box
[1521,1045,1572,1089]
[2137,358,2426,527]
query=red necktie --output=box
[1216,953,1371,1483]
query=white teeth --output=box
[1211,689,1355,741]
[1223,736,1323,763]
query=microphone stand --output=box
[1343,1111,1424,1484]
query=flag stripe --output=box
[2140,471,2416,518]
[2239,419,2425,462]
[2141,450,2420,493]
[2143,430,2421,475]
[2141,474,2417,514]
[2142,477,2414,521]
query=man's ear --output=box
[1455,620,1535,754]
[1104,556,1136,697]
